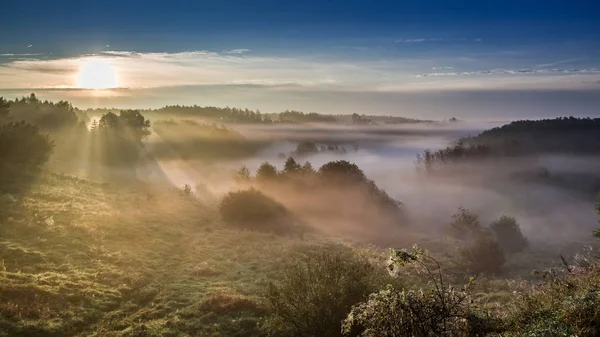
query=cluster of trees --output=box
[0,94,152,170]
[288,140,357,157]
[265,207,599,337]
[473,117,600,154]
[351,113,372,125]
[447,207,528,275]
[152,119,268,160]
[89,110,151,166]
[416,139,523,172]
[155,105,273,124]
[236,158,402,215]
[277,110,336,123]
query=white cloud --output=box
[1,49,599,93]
[417,68,600,77]
[226,49,250,54]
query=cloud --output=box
[395,38,443,43]
[395,38,482,43]
[226,49,250,54]
[536,58,585,68]
[417,68,600,77]
[1,49,599,93]
[27,45,32,48]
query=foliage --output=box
[93,110,151,165]
[283,157,301,175]
[344,247,497,336]
[256,162,279,181]
[266,245,385,337]
[490,215,528,254]
[295,140,319,156]
[416,140,493,172]
[219,188,294,234]
[0,121,54,167]
[235,166,251,183]
[506,265,600,336]
[152,120,268,161]
[458,234,506,275]
[278,110,336,123]
[0,96,10,119]
[318,160,367,184]
[447,207,482,240]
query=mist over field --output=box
[3,0,600,335]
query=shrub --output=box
[0,121,54,166]
[266,245,385,337]
[506,266,600,336]
[490,215,528,253]
[343,247,499,336]
[219,188,293,234]
[458,234,506,275]
[447,207,482,240]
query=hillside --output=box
[0,170,320,336]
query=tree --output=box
[235,166,251,183]
[300,161,315,176]
[447,207,482,240]
[490,215,528,253]
[295,141,318,156]
[318,160,367,184]
[594,193,600,239]
[283,157,301,175]
[96,110,151,165]
[256,162,278,181]
[0,97,10,119]
[0,121,54,166]
[458,235,506,275]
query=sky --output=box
[1,0,599,119]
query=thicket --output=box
[219,188,296,234]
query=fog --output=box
[141,120,599,250]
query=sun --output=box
[77,59,119,89]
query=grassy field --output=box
[0,170,329,336]
[1,169,598,336]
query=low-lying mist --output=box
[140,120,599,250]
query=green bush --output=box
[0,121,54,167]
[219,188,293,234]
[266,245,386,337]
[506,266,600,336]
[458,234,506,275]
[490,215,528,253]
[343,247,499,337]
[447,207,482,240]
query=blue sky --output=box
[1,0,599,118]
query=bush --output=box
[0,121,54,166]
[266,245,385,337]
[490,215,528,254]
[219,188,293,234]
[458,234,506,275]
[506,266,600,336]
[343,247,499,336]
[447,207,482,240]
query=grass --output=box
[0,170,318,336]
[1,169,599,336]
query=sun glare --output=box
[77,59,119,89]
